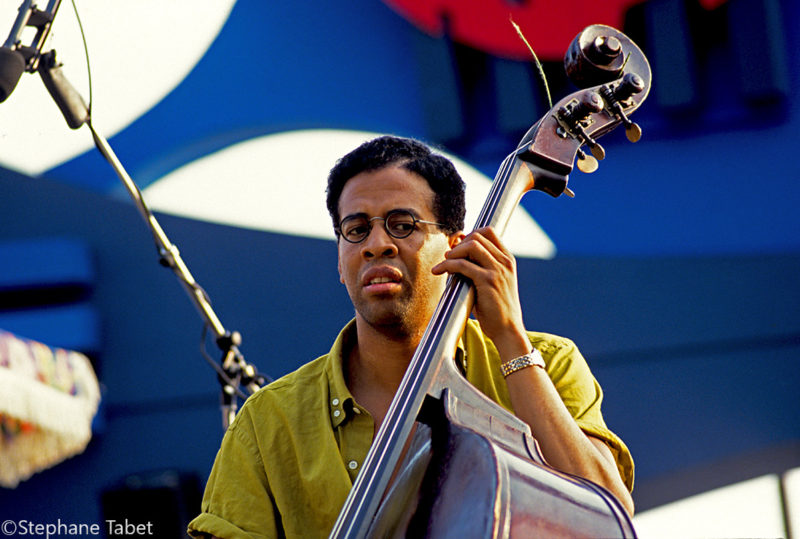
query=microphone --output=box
[0,0,63,102]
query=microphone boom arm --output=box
[35,48,267,429]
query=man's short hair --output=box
[326,136,466,236]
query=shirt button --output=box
[333,410,341,418]
[332,398,340,406]
[348,460,358,470]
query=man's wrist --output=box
[491,324,532,361]
[500,348,546,377]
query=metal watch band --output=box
[500,348,545,377]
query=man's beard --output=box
[351,284,436,342]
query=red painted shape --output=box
[382,0,729,60]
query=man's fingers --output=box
[431,256,488,283]
[444,229,514,273]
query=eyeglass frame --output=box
[335,209,445,244]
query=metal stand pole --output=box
[37,48,267,429]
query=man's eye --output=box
[389,221,414,234]
[345,223,368,237]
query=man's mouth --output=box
[368,277,396,285]
[362,267,403,293]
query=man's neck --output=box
[345,319,422,429]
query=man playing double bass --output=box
[188,135,634,538]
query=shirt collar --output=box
[324,318,471,427]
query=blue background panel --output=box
[1,168,797,524]
[1,0,799,532]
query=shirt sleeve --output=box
[461,320,634,492]
[533,334,635,492]
[187,406,283,539]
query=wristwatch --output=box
[500,348,545,377]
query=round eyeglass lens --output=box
[385,211,416,238]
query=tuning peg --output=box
[571,124,606,160]
[576,91,604,118]
[607,106,641,143]
[576,149,599,173]
[613,73,645,102]
[558,92,604,126]
[625,121,642,142]
[599,72,645,144]
[557,92,606,162]
[609,104,642,142]
[614,73,644,143]
[586,137,606,160]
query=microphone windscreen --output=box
[0,48,26,103]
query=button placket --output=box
[336,397,371,480]
[331,397,344,423]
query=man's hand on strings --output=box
[431,227,530,359]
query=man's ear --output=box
[448,232,465,249]
[337,255,344,284]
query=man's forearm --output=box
[504,362,635,515]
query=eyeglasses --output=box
[336,209,444,244]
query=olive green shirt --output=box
[188,319,633,539]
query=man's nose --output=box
[361,221,398,259]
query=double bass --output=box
[330,25,651,538]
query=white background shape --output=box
[0,0,236,175]
[142,129,556,259]
[633,472,796,538]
